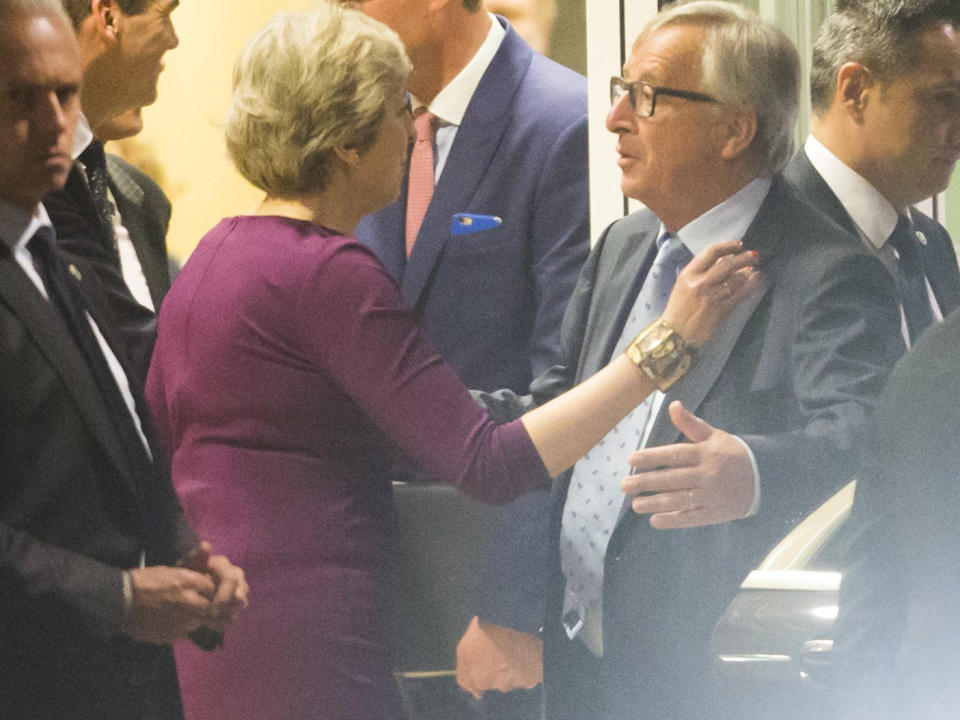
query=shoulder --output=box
[484,24,586,126]
[603,209,660,247]
[764,177,864,261]
[910,206,954,250]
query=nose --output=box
[38,89,69,136]
[166,17,179,50]
[605,91,634,135]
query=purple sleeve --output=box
[298,242,549,504]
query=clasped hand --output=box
[124,541,248,645]
[622,401,756,529]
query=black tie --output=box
[888,215,934,344]
[27,226,153,499]
[78,139,117,251]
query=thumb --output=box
[668,400,714,443]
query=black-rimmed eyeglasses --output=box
[610,76,718,117]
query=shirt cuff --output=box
[731,435,761,517]
[120,569,134,631]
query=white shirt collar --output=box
[412,13,505,127]
[666,177,772,255]
[73,113,94,161]
[0,199,53,253]
[804,135,900,250]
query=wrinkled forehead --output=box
[625,24,706,87]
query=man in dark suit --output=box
[479,3,905,718]
[95,106,174,312]
[784,0,960,347]
[834,307,960,720]
[0,3,246,717]
[355,1,589,716]
[45,0,182,381]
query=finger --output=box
[683,239,744,275]
[621,466,701,495]
[698,248,758,285]
[630,488,701,515]
[668,401,715,443]
[626,441,699,472]
[721,266,763,307]
[649,507,721,530]
[177,568,218,601]
[179,541,211,571]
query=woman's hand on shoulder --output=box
[662,240,761,348]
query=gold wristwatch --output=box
[624,318,696,391]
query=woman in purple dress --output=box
[145,4,758,719]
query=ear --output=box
[334,146,361,168]
[719,108,758,161]
[835,62,873,122]
[89,0,120,42]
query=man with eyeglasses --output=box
[478,2,903,718]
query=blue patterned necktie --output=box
[560,233,693,635]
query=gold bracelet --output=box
[624,318,696,392]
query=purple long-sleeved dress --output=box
[146,216,548,720]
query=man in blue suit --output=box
[355,1,589,718]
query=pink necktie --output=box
[405,109,437,256]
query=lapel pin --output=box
[915,230,928,246]
[68,264,82,282]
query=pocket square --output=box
[451,213,503,236]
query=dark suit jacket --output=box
[107,154,173,312]
[356,18,589,635]
[44,163,158,384]
[784,148,960,320]
[0,225,195,719]
[355,17,589,395]
[482,177,905,718]
[834,307,960,719]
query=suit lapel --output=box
[0,253,133,488]
[400,23,532,308]
[910,209,960,316]
[107,157,167,309]
[785,150,858,236]
[642,182,788,449]
[575,216,660,381]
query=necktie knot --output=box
[413,109,436,144]
[653,233,693,274]
[79,138,108,174]
[27,225,58,262]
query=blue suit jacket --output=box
[355,17,589,396]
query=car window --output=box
[805,514,856,572]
